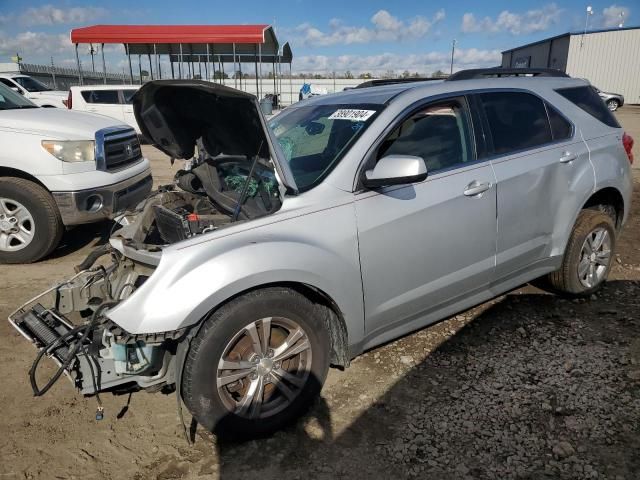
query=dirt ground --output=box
[1,108,639,480]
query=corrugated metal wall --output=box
[566,29,640,104]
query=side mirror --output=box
[363,155,427,188]
[11,87,23,95]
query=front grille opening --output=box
[102,130,142,171]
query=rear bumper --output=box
[52,169,152,225]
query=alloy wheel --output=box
[577,227,611,289]
[607,100,619,111]
[216,317,312,419]
[0,197,35,252]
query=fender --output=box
[106,202,365,346]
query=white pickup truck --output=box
[0,82,152,263]
[0,74,67,108]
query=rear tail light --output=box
[623,132,634,164]
[64,90,72,109]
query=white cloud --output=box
[293,9,445,46]
[293,48,501,75]
[601,5,630,28]
[461,4,562,35]
[20,5,107,27]
[0,31,71,56]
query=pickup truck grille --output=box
[97,128,142,172]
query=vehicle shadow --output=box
[189,280,640,480]
[47,220,112,260]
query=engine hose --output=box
[29,302,117,397]
[74,244,110,273]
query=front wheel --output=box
[0,178,63,263]
[547,210,616,295]
[182,287,330,439]
[607,99,619,111]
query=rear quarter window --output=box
[546,104,573,141]
[555,86,620,128]
[479,92,552,155]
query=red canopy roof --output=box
[70,24,271,45]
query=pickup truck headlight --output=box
[41,140,95,163]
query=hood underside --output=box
[133,80,297,192]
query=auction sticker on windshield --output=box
[328,109,376,121]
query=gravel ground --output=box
[0,108,639,480]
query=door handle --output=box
[559,151,577,163]
[463,181,491,197]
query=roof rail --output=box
[354,77,443,89]
[447,68,569,81]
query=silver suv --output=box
[10,70,635,439]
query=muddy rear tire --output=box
[547,209,616,296]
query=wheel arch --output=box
[187,281,351,368]
[582,186,625,230]
[0,167,51,192]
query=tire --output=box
[0,177,63,264]
[547,209,616,296]
[606,99,619,111]
[182,287,331,439]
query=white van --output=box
[0,74,67,108]
[68,85,141,134]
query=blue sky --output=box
[0,0,634,74]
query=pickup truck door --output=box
[355,97,497,339]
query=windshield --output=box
[269,103,382,191]
[13,76,52,92]
[0,83,39,110]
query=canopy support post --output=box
[289,62,292,106]
[178,44,183,79]
[154,44,161,79]
[168,44,174,79]
[75,43,82,85]
[205,44,210,81]
[127,44,134,84]
[254,45,259,98]
[101,43,107,84]
[258,43,262,99]
[219,55,224,84]
[232,43,237,89]
[147,49,153,80]
[138,55,143,83]
[198,55,202,79]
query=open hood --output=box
[133,80,297,193]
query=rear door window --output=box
[479,92,552,155]
[555,86,620,128]
[546,104,573,141]
[122,90,137,104]
[81,90,120,104]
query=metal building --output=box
[502,26,640,104]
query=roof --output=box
[502,24,640,54]
[300,76,585,108]
[70,24,284,59]
[71,24,272,44]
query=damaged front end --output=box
[9,248,182,399]
[9,80,294,409]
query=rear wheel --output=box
[547,210,615,295]
[606,99,619,111]
[182,287,330,439]
[0,178,63,263]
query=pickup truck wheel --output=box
[0,178,63,263]
[182,287,330,439]
[548,210,615,296]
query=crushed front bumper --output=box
[9,268,175,396]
